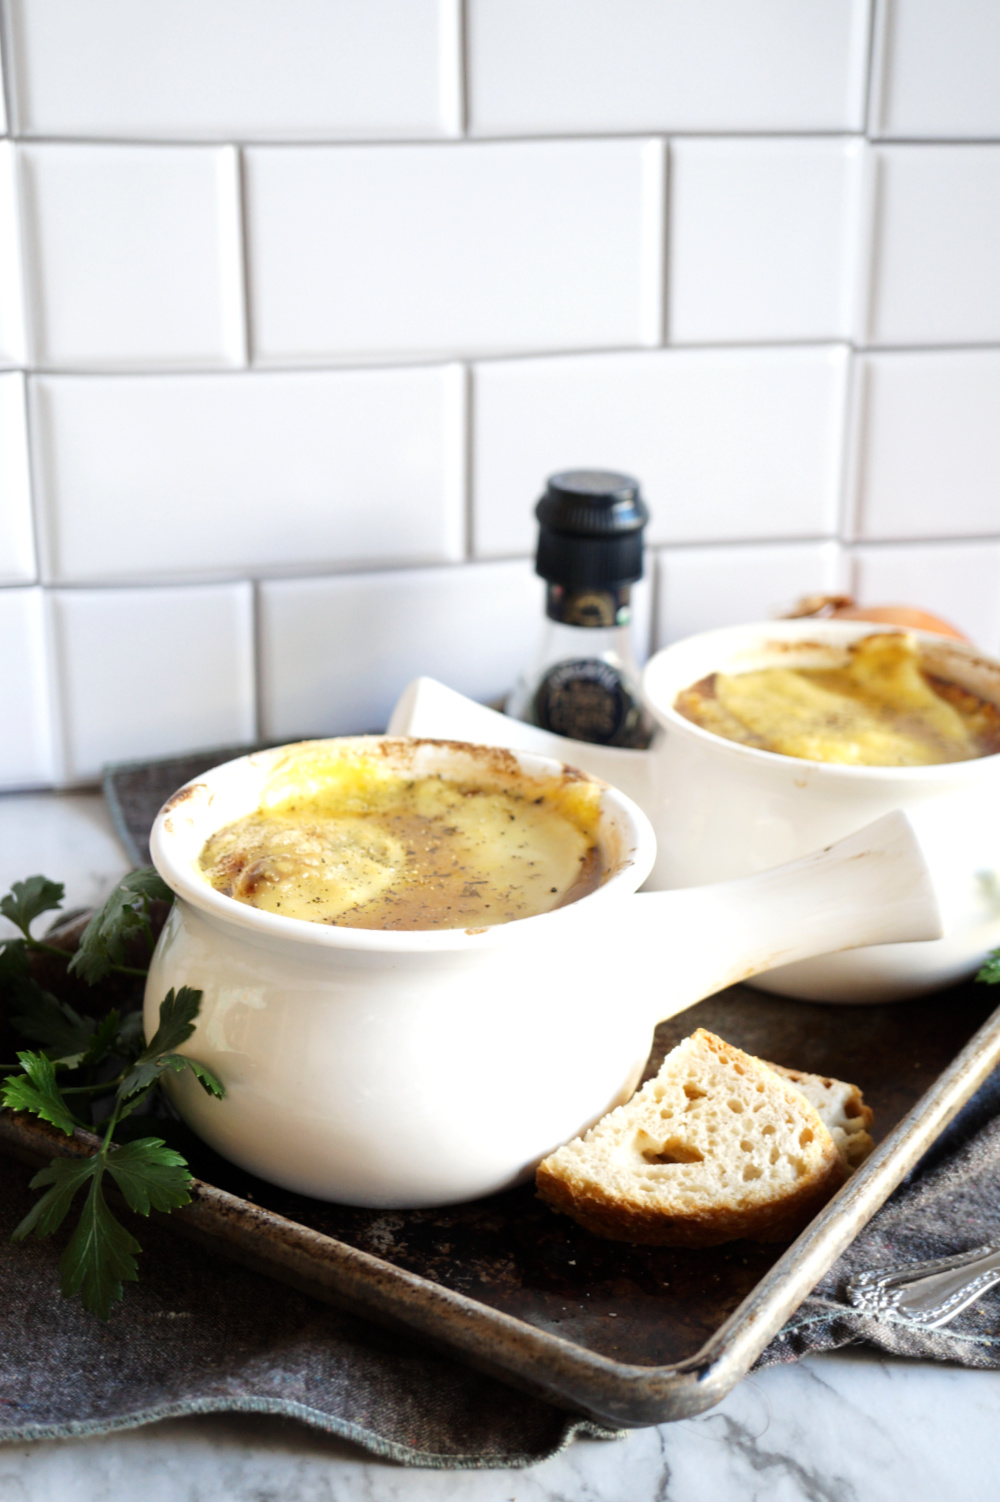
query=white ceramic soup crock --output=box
[641,619,1000,1003]
[146,736,940,1208]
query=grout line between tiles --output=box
[233,145,254,367]
[11,340,857,380]
[657,138,670,347]
[0,1,26,143]
[14,338,1000,383]
[3,368,39,584]
[452,0,469,138]
[250,579,265,744]
[871,135,1000,147]
[857,341,1000,355]
[851,141,879,347]
[461,362,474,561]
[19,535,1000,598]
[864,0,888,139]
[848,534,1000,549]
[0,2,14,139]
[834,348,859,541]
[19,367,55,585]
[841,345,868,542]
[40,587,71,788]
[28,556,529,593]
[13,127,1000,147]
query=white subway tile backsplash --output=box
[852,542,1000,653]
[669,138,864,345]
[244,140,665,363]
[473,347,849,557]
[854,352,1000,539]
[0,372,34,581]
[867,147,1000,347]
[50,583,256,784]
[468,0,871,135]
[259,560,545,741]
[19,145,245,370]
[0,587,55,787]
[32,366,464,583]
[0,142,26,366]
[873,0,1000,140]
[655,542,845,647]
[1,4,999,795]
[6,0,457,140]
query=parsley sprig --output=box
[1,872,223,1319]
[977,951,1000,986]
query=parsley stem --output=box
[23,938,148,979]
[101,1100,121,1152]
[26,939,77,962]
[61,1075,126,1096]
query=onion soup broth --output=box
[198,742,605,931]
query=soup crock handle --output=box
[629,810,943,1021]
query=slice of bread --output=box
[763,1063,874,1174]
[536,1029,846,1247]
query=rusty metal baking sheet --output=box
[5,979,1000,1429]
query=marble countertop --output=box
[1,789,998,1502]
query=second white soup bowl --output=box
[641,619,1000,1002]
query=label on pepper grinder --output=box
[533,659,645,745]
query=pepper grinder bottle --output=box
[506,469,654,748]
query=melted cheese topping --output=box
[675,633,1000,766]
[198,761,604,930]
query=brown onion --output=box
[785,595,969,642]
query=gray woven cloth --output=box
[2,1065,999,1465]
[0,1153,622,1466]
[757,1060,1000,1370]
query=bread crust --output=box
[535,1153,845,1247]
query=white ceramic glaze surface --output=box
[146,735,939,1207]
[641,619,1000,1001]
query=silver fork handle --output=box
[847,1244,1000,1329]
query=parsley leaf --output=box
[977,950,1000,985]
[0,942,91,1057]
[12,1155,98,1240]
[0,876,64,939]
[117,1083,158,1123]
[68,869,173,984]
[5,917,222,1319]
[1,1051,77,1136]
[141,984,202,1057]
[0,936,30,983]
[135,1051,225,1099]
[115,1009,146,1055]
[105,1138,193,1215]
[11,1115,200,1320]
[80,1010,122,1067]
[6,978,98,1060]
[119,988,222,1100]
[175,1056,225,1098]
[59,1171,142,1320]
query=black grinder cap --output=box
[535,469,649,590]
